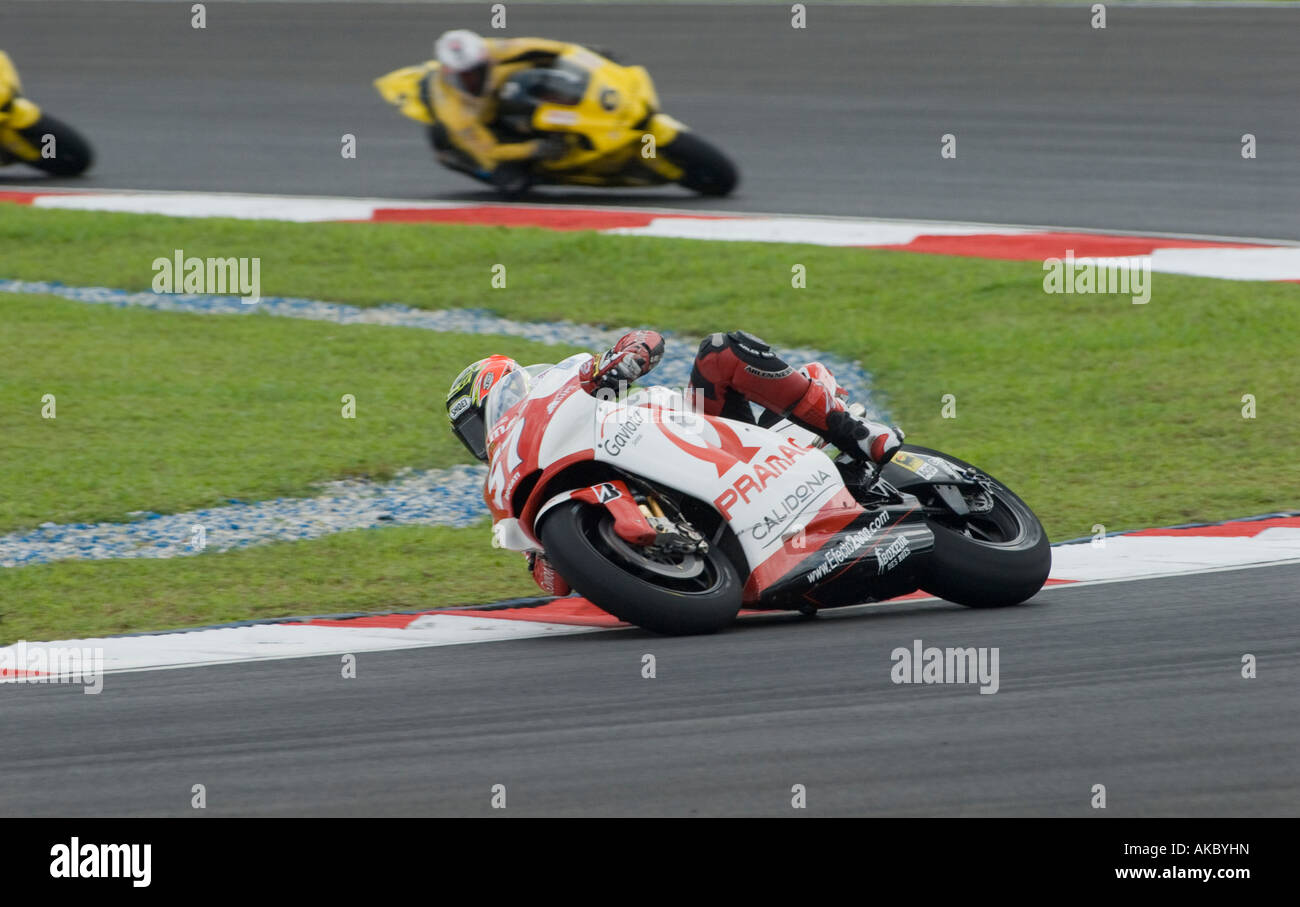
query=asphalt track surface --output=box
[2,1,1298,239]
[2,564,1297,816]
[2,2,1298,817]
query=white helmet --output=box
[434,29,491,96]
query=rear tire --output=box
[18,114,94,176]
[909,447,1051,608]
[660,131,738,197]
[539,501,743,635]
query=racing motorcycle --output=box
[0,52,94,176]
[484,357,1051,636]
[374,47,738,197]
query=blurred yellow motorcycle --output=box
[375,47,737,197]
[0,51,94,177]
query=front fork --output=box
[537,478,707,554]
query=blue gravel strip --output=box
[0,280,883,410]
[0,466,489,569]
[1,280,886,567]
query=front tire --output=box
[908,447,1051,608]
[539,501,743,635]
[17,114,94,176]
[660,131,738,197]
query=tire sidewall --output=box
[661,131,738,196]
[906,446,1052,608]
[539,501,743,635]
[20,114,94,176]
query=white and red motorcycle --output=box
[484,356,1050,635]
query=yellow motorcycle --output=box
[0,51,94,177]
[375,47,737,197]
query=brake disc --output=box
[597,519,705,580]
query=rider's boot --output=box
[789,362,904,464]
[690,332,904,464]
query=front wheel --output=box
[908,447,1051,608]
[660,131,738,197]
[16,114,94,176]
[539,501,743,635]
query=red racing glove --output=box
[579,330,665,394]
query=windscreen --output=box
[483,363,555,435]
[503,65,590,108]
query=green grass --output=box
[0,292,579,532]
[0,525,538,644]
[1,202,1297,641]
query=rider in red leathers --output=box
[445,329,904,596]
[577,329,903,460]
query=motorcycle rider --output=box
[445,330,905,596]
[429,28,583,196]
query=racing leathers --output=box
[428,36,578,188]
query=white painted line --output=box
[606,216,1030,246]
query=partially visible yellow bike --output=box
[0,51,94,177]
[375,47,737,197]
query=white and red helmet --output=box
[434,29,491,97]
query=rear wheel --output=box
[908,447,1051,608]
[539,501,742,635]
[660,131,738,196]
[17,114,94,176]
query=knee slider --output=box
[724,331,791,377]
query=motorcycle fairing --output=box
[536,479,657,546]
[376,50,688,187]
[373,63,438,125]
[747,503,935,609]
[0,52,44,139]
[486,370,942,606]
[485,354,595,532]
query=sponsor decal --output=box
[594,482,621,503]
[804,511,890,584]
[601,406,646,456]
[657,414,761,477]
[747,470,836,542]
[877,534,911,574]
[732,335,776,361]
[487,414,515,445]
[541,109,580,126]
[546,384,577,415]
[599,87,619,111]
[449,395,471,420]
[743,364,794,379]
[713,441,815,519]
[892,451,940,480]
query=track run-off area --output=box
[1,188,1298,677]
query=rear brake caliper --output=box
[956,467,995,512]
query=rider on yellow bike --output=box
[430,29,581,195]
